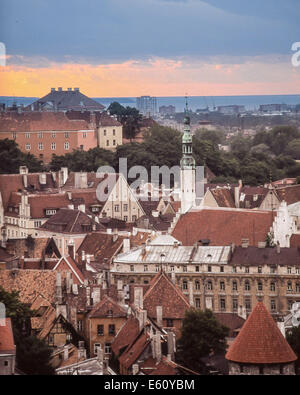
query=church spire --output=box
[180,96,195,170]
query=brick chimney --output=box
[156,306,163,327]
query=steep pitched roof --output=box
[276,184,300,205]
[88,295,127,319]
[53,256,85,284]
[225,303,297,364]
[0,318,15,354]
[119,332,151,370]
[143,271,190,320]
[40,208,105,234]
[111,315,140,357]
[210,188,236,208]
[172,208,274,246]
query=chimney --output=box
[123,238,130,253]
[234,187,240,208]
[63,345,69,361]
[276,242,281,254]
[78,341,87,360]
[155,333,162,362]
[238,305,247,320]
[167,331,175,361]
[138,310,147,331]
[86,287,91,306]
[23,174,28,188]
[134,287,143,310]
[66,272,72,294]
[92,287,101,305]
[19,166,28,175]
[152,210,159,218]
[171,272,176,284]
[81,250,86,262]
[241,238,249,248]
[51,88,56,92]
[132,364,139,375]
[156,306,163,327]
[56,272,63,304]
[58,87,63,92]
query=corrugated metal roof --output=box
[114,245,231,264]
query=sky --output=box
[0,0,300,97]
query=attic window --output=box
[207,254,212,258]
[107,310,113,317]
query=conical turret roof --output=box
[226,302,297,364]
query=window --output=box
[12,132,16,139]
[106,140,109,146]
[25,144,31,150]
[38,143,43,150]
[245,281,251,291]
[258,266,262,274]
[287,282,293,292]
[104,129,107,136]
[271,299,276,311]
[182,281,188,290]
[97,325,104,336]
[64,142,70,150]
[4,361,8,367]
[113,140,116,146]
[132,215,137,222]
[220,281,225,291]
[195,266,199,272]
[105,342,111,354]
[232,266,237,273]
[83,132,87,138]
[207,281,213,291]
[130,265,134,272]
[183,265,187,273]
[232,298,238,312]
[258,281,263,291]
[170,266,174,272]
[296,283,300,293]
[124,216,128,221]
[155,265,160,272]
[108,324,115,336]
[113,129,116,136]
[195,298,201,308]
[144,265,148,272]
[208,265,212,273]
[25,132,30,138]
[220,266,224,273]
[94,343,101,355]
[270,266,276,274]
[46,209,57,216]
[166,319,173,327]
[296,268,300,275]
[123,204,128,211]
[38,132,43,138]
[51,142,56,150]
[114,205,119,212]
[34,221,42,228]
[220,298,226,311]
[232,281,238,291]
[52,132,56,138]
[195,281,200,290]
[245,298,251,311]
[288,267,292,274]
[245,267,249,273]
[270,282,276,292]
[65,132,69,138]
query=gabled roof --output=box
[276,184,300,205]
[209,188,236,208]
[88,295,127,319]
[143,271,190,320]
[53,255,85,284]
[119,331,151,369]
[172,208,274,246]
[0,318,15,354]
[111,315,140,357]
[40,208,105,234]
[225,302,297,364]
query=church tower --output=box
[180,99,196,214]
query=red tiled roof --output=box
[0,112,90,132]
[210,188,236,208]
[88,295,127,319]
[230,246,300,266]
[140,356,177,375]
[290,234,300,248]
[0,318,15,354]
[214,313,245,338]
[119,332,151,369]
[53,256,85,284]
[172,208,274,246]
[225,303,297,364]
[276,184,300,205]
[111,315,140,357]
[143,271,190,320]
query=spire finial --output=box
[185,94,188,112]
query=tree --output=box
[176,308,229,374]
[284,139,300,160]
[0,286,55,375]
[0,139,44,174]
[286,326,300,371]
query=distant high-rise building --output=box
[136,96,157,116]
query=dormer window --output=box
[107,310,113,317]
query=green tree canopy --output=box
[0,139,44,174]
[176,308,229,374]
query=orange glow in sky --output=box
[1,56,299,97]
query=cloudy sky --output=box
[0,0,300,97]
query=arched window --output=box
[245,281,251,291]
